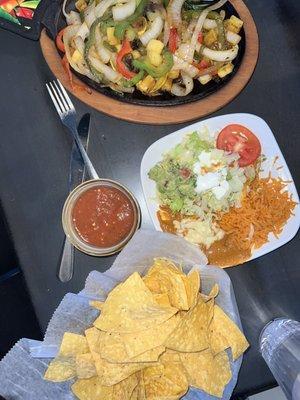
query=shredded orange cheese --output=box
[218,176,297,252]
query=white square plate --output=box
[141,113,300,264]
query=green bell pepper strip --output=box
[114,0,149,40]
[132,50,174,78]
[84,17,104,82]
[122,70,145,87]
[84,15,116,82]
[99,18,115,34]
[103,41,117,52]
[207,11,226,50]
[114,21,130,41]
[80,9,85,22]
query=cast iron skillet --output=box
[45,0,245,107]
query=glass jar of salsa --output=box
[62,179,141,256]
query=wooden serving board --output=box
[40,0,259,125]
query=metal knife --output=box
[58,113,91,282]
[69,113,91,191]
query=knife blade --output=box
[58,113,91,283]
[69,113,91,191]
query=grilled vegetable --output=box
[147,39,164,66]
[116,39,136,79]
[114,0,149,40]
[62,0,243,96]
[133,49,174,78]
[202,44,238,62]
[137,74,156,93]
[168,27,179,53]
[217,62,233,77]
[207,11,226,49]
[204,29,217,46]
[122,69,145,87]
[198,73,212,84]
[84,17,104,81]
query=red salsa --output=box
[72,185,135,248]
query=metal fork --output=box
[46,79,99,180]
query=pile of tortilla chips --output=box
[44,259,249,399]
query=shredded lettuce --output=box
[168,131,213,166]
[149,128,249,217]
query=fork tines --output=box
[46,79,74,116]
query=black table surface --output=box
[0,0,299,396]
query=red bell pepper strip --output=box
[194,59,211,70]
[15,7,34,18]
[193,58,218,75]
[168,27,178,54]
[199,59,210,69]
[116,39,136,79]
[62,54,89,93]
[56,28,65,53]
[198,32,203,44]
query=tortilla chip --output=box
[44,332,90,382]
[153,293,172,307]
[112,373,138,400]
[85,326,156,385]
[165,297,210,352]
[180,349,232,398]
[135,371,146,400]
[122,314,181,358]
[185,269,200,308]
[210,305,249,360]
[44,356,76,382]
[97,356,155,386]
[71,377,113,399]
[89,300,104,311]
[148,259,184,276]
[209,284,219,298]
[75,353,97,379]
[85,327,102,353]
[94,272,177,333]
[144,259,189,310]
[207,298,215,326]
[130,386,139,400]
[201,284,219,302]
[100,330,165,363]
[85,328,109,378]
[59,332,89,357]
[143,350,188,399]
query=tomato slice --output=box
[216,124,261,167]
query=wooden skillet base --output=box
[40,0,259,125]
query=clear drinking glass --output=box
[260,318,300,400]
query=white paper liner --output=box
[0,230,244,400]
[0,339,75,399]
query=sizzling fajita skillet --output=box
[0,0,258,123]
